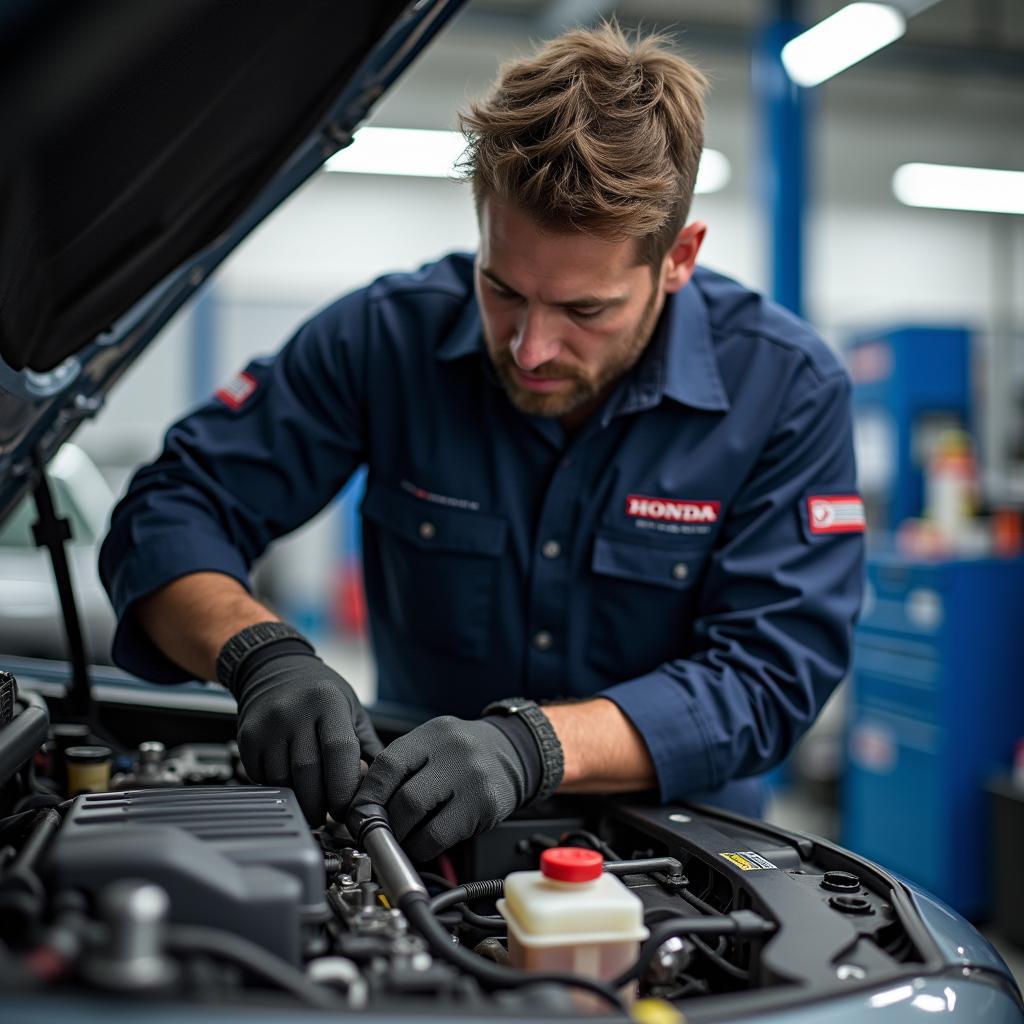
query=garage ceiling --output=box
[454,0,1024,76]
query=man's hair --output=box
[458,22,708,268]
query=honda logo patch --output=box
[626,495,720,524]
[807,495,865,535]
[216,371,257,411]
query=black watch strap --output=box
[482,698,564,803]
[215,621,312,695]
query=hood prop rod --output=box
[30,448,92,724]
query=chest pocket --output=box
[361,482,507,661]
[587,532,708,680]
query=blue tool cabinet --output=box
[846,325,971,532]
[843,554,1024,918]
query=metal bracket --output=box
[30,448,92,723]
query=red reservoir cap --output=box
[541,847,604,882]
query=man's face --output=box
[475,198,669,423]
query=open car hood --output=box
[0,0,465,521]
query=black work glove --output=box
[220,632,382,824]
[353,714,548,862]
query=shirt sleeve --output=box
[600,367,865,802]
[98,291,371,682]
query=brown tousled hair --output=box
[458,22,708,268]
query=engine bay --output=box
[0,675,946,1021]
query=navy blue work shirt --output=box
[100,253,864,816]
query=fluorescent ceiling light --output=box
[782,3,906,88]
[325,127,467,178]
[893,163,1024,215]
[695,149,731,194]
[325,127,731,193]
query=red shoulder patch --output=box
[215,371,257,410]
[807,495,865,535]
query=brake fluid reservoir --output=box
[497,848,647,998]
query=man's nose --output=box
[510,307,561,372]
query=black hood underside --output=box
[0,0,411,374]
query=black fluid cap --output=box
[65,745,112,764]
[821,870,861,893]
[829,895,873,915]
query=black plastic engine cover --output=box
[46,787,325,963]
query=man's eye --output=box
[570,307,603,319]
[490,284,519,301]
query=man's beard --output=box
[487,284,661,420]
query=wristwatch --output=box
[215,621,311,695]
[482,697,564,803]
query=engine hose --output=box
[0,809,63,912]
[675,889,745,963]
[347,803,624,1011]
[0,809,52,847]
[428,880,506,932]
[613,912,774,988]
[604,857,684,878]
[417,870,456,891]
[401,895,627,1013]
[558,830,621,860]
[679,887,718,915]
[646,906,726,958]
[427,878,504,915]
[10,810,61,877]
[691,935,750,981]
[458,906,506,931]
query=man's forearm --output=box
[135,572,279,681]
[540,698,657,793]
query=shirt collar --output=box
[435,272,730,414]
[606,278,730,421]
[658,279,730,413]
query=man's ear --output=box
[662,221,707,294]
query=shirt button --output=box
[418,521,436,540]
[533,630,554,651]
[541,540,561,559]
[672,562,689,581]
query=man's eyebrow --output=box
[480,266,628,308]
[480,267,522,296]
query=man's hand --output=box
[227,637,382,824]
[353,716,538,862]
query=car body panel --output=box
[751,976,1023,1023]
[902,882,1020,982]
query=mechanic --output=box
[99,24,864,861]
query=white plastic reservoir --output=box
[497,847,648,1001]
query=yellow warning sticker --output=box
[719,851,777,871]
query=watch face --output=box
[485,698,530,715]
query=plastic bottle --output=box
[497,847,648,1002]
[925,428,978,549]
